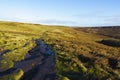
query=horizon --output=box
[0,0,120,26]
[1,20,120,27]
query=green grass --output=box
[41,27,120,80]
[0,32,37,72]
[0,21,120,80]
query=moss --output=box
[13,69,24,80]
[0,69,24,80]
[0,59,14,72]
[62,77,70,80]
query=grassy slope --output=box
[0,21,120,80]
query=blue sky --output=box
[0,0,120,26]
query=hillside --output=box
[0,21,120,80]
[74,26,120,39]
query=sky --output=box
[0,0,120,26]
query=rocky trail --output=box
[0,40,56,80]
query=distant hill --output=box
[74,26,120,39]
